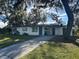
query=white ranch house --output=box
[12,24,74,36]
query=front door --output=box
[44,27,52,35]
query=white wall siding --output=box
[17,27,24,35]
[70,27,74,36]
[27,27,39,35]
[17,26,64,36]
[55,27,63,35]
[42,27,45,36]
[17,27,39,35]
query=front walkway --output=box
[0,36,52,59]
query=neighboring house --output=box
[11,24,74,36]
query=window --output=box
[45,27,49,31]
[22,27,27,31]
[32,27,38,32]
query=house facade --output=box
[13,24,68,36]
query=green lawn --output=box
[20,42,79,59]
[0,34,36,48]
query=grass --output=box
[20,42,79,59]
[0,34,36,48]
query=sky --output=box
[0,20,8,28]
[0,15,8,28]
[43,7,68,25]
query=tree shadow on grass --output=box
[49,36,79,47]
[0,34,36,49]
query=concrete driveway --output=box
[0,36,52,59]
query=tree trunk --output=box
[61,0,74,38]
